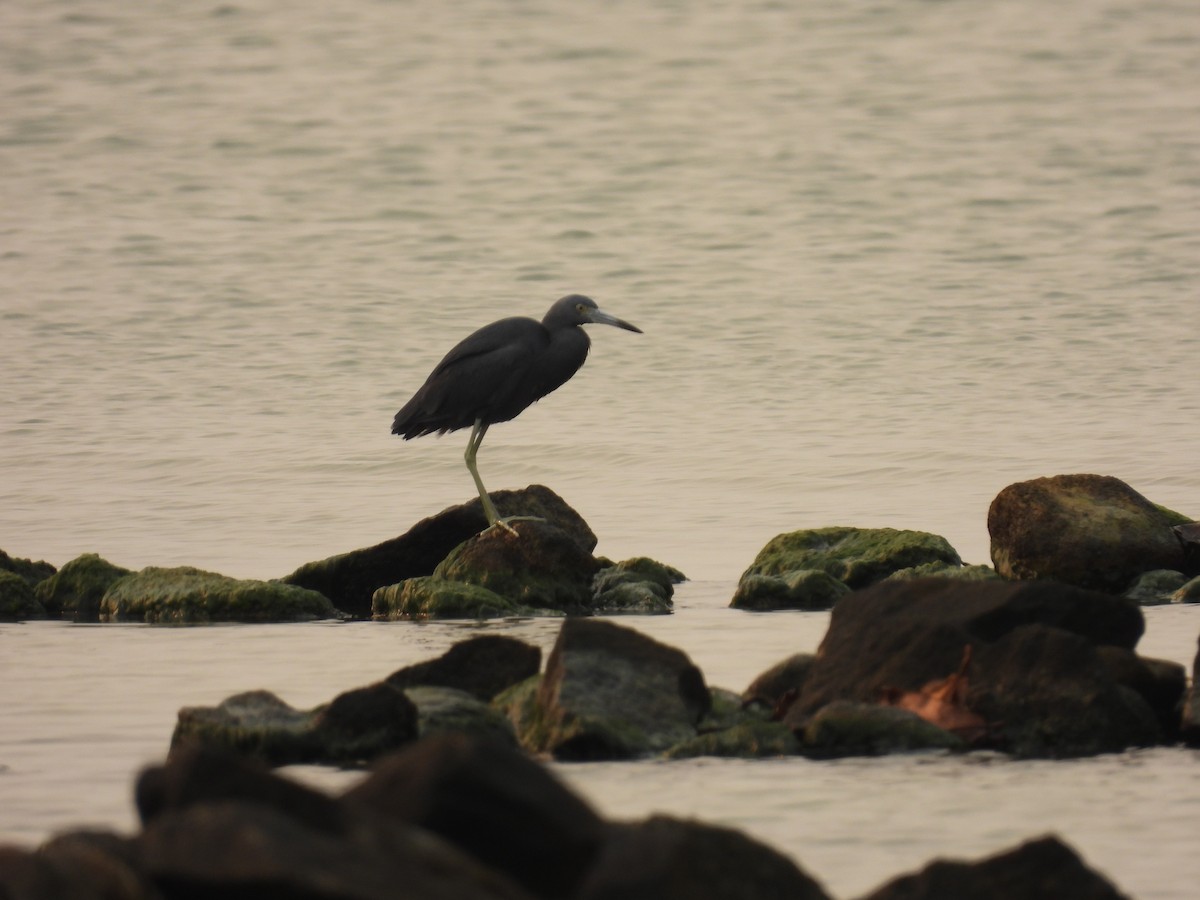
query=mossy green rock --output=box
[372,576,548,620]
[885,562,1000,582]
[665,720,800,759]
[801,701,965,758]
[101,566,341,623]
[34,553,132,620]
[730,569,850,611]
[405,685,518,747]
[741,526,962,590]
[1123,569,1188,605]
[0,549,56,587]
[0,569,45,621]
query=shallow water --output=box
[2,0,1199,896]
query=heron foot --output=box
[485,515,545,536]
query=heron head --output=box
[547,294,642,333]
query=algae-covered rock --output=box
[591,557,680,615]
[1173,575,1200,603]
[988,474,1187,591]
[1122,569,1188,605]
[34,553,132,620]
[372,576,535,620]
[730,570,849,611]
[800,701,965,758]
[742,653,817,709]
[101,567,341,623]
[0,568,45,621]
[664,720,800,759]
[0,549,56,587]
[739,526,962,592]
[405,686,518,747]
[171,683,418,766]
[885,562,1000,582]
[284,485,595,618]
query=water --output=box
[2,0,1198,895]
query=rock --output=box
[739,526,962,592]
[800,701,964,758]
[0,548,56,587]
[171,683,418,766]
[885,562,1001,582]
[344,734,606,900]
[988,474,1187,591]
[743,653,817,710]
[1171,575,1200,603]
[730,569,849,611]
[789,579,1159,757]
[406,686,518,747]
[1122,569,1188,604]
[284,485,595,618]
[664,720,800,759]
[0,568,45,621]
[528,619,711,760]
[385,635,541,701]
[858,834,1130,900]
[592,558,681,614]
[0,832,153,900]
[573,815,832,900]
[33,553,131,621]
[372,576,538,620]
[1094,647,1187,740]
[100,566,341,624]
[433,519,600,615]
[1174,520,1200,574]
[1181,636,1200,747]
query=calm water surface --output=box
[2,1,1199,897]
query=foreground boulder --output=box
[732,526,963,610]
[516,619,711,759]
[988,474,1189,591]
[285,485,595,617]
[1182,636,1200,747]
[859,834,1129,900]
[101,566,341,623]
[785,578,1164,757]
[33,553,131,621]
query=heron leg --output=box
[463,419,540,536]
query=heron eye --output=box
[576,303,586,313]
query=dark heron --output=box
[392,294,642,530]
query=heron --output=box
[392,294,642,531]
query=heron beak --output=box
[588,307,643,334]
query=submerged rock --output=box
[736,527,963,604]
[730,569,849,611]
[523,618,710,760]
[284,485,595,618]
[859,834,1130,900]
[101,566,341,624]
[988,474,1189,591]
[33,553,131,621]
[590,557,680,615]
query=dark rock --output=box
[574,815,831,900]
[1171,575,1200,603]
[740,526,962,591]
[433,519,600,615]
[385,635,541,702]
[988,474,1187,591]
[857,834,1131,900]
[0,569,45,621]
[591,558,680,615]
[0,549,56,587]
[171,683,418,766]
[284,485,595,618]
[373,576,540,620]
[527,619,711,760]
[790,579,1159,757]
[1122,569,1188,605]
[406,686,518,746]
[100,566,341,623]
[730,570,849,611]
[0,833,152,900]
[885,562,1000,582]
[344,734,605,900]
[800,701,964,758]
[742,653,817,710]
[1181,636,1200,747]
[33,553,131,621]
[1094,646,1187,740]
[664,720,800,759]
[1174,520,1200,575]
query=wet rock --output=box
[799,701,964,758]
[526,619,711,760]
[739,526,962,593]
[988,474,1188,591]
[743,653,817,710]
[1181,636,1200,747]
[344,734,605,900]
[406,686,518,747]
[885,561,1001,582]
[284,485,595,618]
[0,548,56,587]
[0,569,45,621]
[1094,646,1187,740]
[100,566,341,624]
[574,814,832,900]
[665,719,800,759]
[1122,568,1188,604]
[730,569,849,611]
[858,834,1130,900]
[1171,575,1200,603]
[33,553,131,621]
[385,635,541,702]
[591,557,681,614]
[790,579,1159,757]
[171,683,418,766]
[372,576,543,620]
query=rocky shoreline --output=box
[1,472,1198,897]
